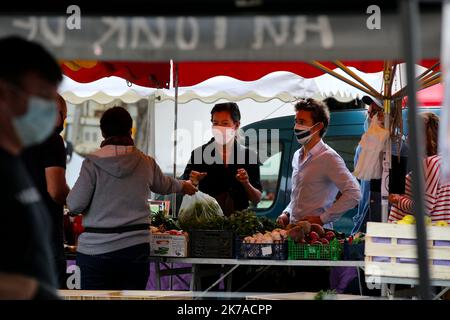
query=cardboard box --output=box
[150,233,188,257]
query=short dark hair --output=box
[100,107,133,138]
[0,36,62,86]
[210,102,241,123]
[294,98,330,137]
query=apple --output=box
[320,238,329,245]
[308,231,320,242]
[324,231,335,241]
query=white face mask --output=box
[13,96,57,147]
[294,123,319,146]
[212,125,236,145]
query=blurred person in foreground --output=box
[22,94,70,288]
[0,36,62,299]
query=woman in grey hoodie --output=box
[67,107,196,290]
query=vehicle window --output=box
[323,136,361,171]
[253,147,283,210]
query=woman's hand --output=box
[236,168,250,185]
[189,171,207,186]
[389,194,401,205]
[182,180,198,195]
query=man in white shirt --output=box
[277,98,361,228]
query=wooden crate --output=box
[365,222,450,280]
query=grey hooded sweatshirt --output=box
[67,145,183,255]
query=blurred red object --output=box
[73,215,84,235]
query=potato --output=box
[287,226,305,243]
[286,223,297,230]
[310,223,325,237]
[296,221,312,234]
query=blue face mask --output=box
[13,96,57,147]
[363,115,370,132]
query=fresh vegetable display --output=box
[347,232,365,245]
[150,225,186,236]
[242,229,288,244]
[151,211,180,232]
[395,214,449,227]
[286,221,341,245]
[228,209,264,237]
[178,192,224,230]
[314,289,337,300]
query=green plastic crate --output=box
[288,238,342,260]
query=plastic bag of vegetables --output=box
[178,191,224,230]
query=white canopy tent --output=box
[59,67,386,105]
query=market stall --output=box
[1,3,445,299]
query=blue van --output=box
[244,107,441,235]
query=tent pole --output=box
[147,93,157,200]
[420,69,441,83]
[400,0,432,300]
[391,73,441,99]
[309,61,383,98]
[381,61,393,223]
[172,63,179,218]
[415,61,440,82]
[334,60,382,96]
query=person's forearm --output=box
[243,182,262,205]
[321,188,361,223]
[49,184,70,205]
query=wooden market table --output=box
[246,292,371,300]
[58,289,193,300]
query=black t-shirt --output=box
[182,139,262,216]
[21,133,66,259]
[0,148,57,289]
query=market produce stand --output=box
[152,257,365,292]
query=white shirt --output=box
[284,140,361,224]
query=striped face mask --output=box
[294,123,320,145]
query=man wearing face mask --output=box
[0,36,62,299]
[182,102,262,216]
[277,98,361,228]
[181,102,262,291]
[22,94,71,288]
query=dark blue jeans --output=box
[76,243,150,290]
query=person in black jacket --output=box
[182,102,262,216]
[0,36,62,299]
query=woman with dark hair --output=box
[182,102,262,216]
[389,112,450,223]
[67,106,197,290]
